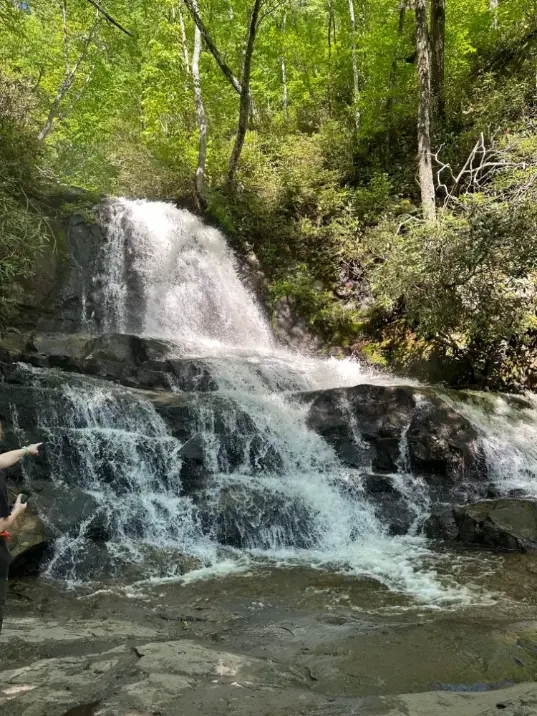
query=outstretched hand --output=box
[26,443,43,456]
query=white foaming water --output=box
[34,198,516,605]
[443,391,537,498]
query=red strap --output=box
[0,531,11,541]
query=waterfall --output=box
[23,199,489,603]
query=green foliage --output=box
[0,73,49,327]
[1,0,537,389]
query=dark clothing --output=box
[0,471,11,636]
[0,469,9,519]
[0,537,9,635]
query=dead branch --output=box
[433,132,531,209]
[85,0,133,36]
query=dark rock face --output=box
[306,384,486,497]
[197,484,316,550]
[342,473,415,536]
[424,499,537,552]
[272,296,324,353]
[0,333,218,393]
[38,212,105,334]
[422,506,460,541]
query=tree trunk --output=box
[192,15,207,209]
[490,0,498,29]
[177,3,191,77]
[183,0,242,94]
[348,0,360,131]
[281,12,288,119]
[281,56,288,119]
[226,0,263,190]
[415,0,436,221]
[385,1,407,164]
[430,0,445,125]
[38,12,100,142]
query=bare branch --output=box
[38,15,101,141]
[433,132,533,209]
[85,0,133,37]
[182,0,242,94]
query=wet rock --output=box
[29,483,102,537]
[198,483,315,550]
[306,384,485,494]
[341,474,412,536]
[0,333,219,393]
[361,473,397,495]
[48,539,115,581]
[423,506,459,541]
[178,435,210,493]
[457,499,537,552]
[425,499,537,552]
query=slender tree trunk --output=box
[385,1,407,164]
[38,11,99,142]
[430,0,445,125]
[326,1,333,114]
[226,0,263,190]
[183,0,242,94]
[348,0,360,131]
[490,0,498,29]
[177,4,191,77]
[192,14,207,209]
[281,57,288,119]
[415,0,436,221]
[281,12,288,119]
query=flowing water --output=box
[19,199,537,606]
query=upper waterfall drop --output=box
[100,199,275,355]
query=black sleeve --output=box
[0,471,9,519]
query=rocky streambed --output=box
[4,558,537,716]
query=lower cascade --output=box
[3,198,537,605]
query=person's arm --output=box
[0,495,27,532]
[0,443,42,470]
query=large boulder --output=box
[424,499,537,552]
[306,384,485,496]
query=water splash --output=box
[444,390,537,498]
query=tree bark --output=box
[192,9,207,209]
[385,1,407,164]
[176,3,191,77]
[281,12,288,119]
[182,0,242,94]
[226,0,263,190]
[490,0,499,29]
[38,11,100,142]
[430,0,445,125]
[348,0,360,131]
[415,0,436,221]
